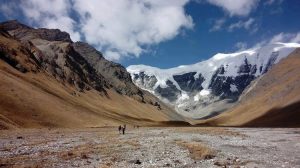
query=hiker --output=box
[118,125,122,134]
[122,125,126,135]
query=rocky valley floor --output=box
[0,127,299,168]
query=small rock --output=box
[67,152,74,156]
[214,161,223,166]
[134,159,142,164]
[81,154,88,159]
[164,163,171,167]
[174,160,181,164]
[17,136,23,139]
[214,160,229,167]
[204,154,215,160]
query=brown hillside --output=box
[0,21,186,129]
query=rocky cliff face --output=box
[72,42,143,97]
[128,43,300,118]
[0,20,184,129]
[0,20,108,94]
[0,20,149,101]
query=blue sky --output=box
[1,0,300,68]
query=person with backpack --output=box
[122,125,126,135]
[118,125,122,134]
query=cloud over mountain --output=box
[0,0,193,61]
[269,32,300,44]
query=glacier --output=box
[127,42,300,118]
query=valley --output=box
[0,1,300,168]
[0,127,299,168]
[0,20,300,129]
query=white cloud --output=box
[228,18,254,31]
[73,0,193,60]
[209,18,226,32]
[234,42,247,51]
[19,0,81,41]
[207,0,260,16]
[104,51,122,61]
[292,34,300,43]
[0,0,193,61]
[228,18,257,33]
[269,32,300,43]
[210,17,258,33]
[251,32,300,49]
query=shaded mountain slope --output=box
[244,101,300,127]
[72,42,144,97]
[0,20,185,129]
[202,48,300,127]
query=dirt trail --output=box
[0,127,299,168]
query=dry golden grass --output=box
[0,59,181,129]
[0,32,186,129]
[175,140,216,160]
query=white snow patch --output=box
[176,92,190,108]
[177,92,189,102]
[200,89,210,96]
[194,95,200,102]
[230,84,238,92]
[212,50,256,60]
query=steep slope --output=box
[202,48,300,127]
[128,43,300,118]
[72,42,144,97]
[0,20,185,129]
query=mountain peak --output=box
[128,42,300,118]
[0,20,72,42]
[0,20,31,30]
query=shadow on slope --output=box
[244,101,300,127]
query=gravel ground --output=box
[0,127,299,168]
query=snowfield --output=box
[127,43,300,90]
[127,42,300,118]
[128,43,300,90]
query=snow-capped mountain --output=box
[127,42,300,118]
